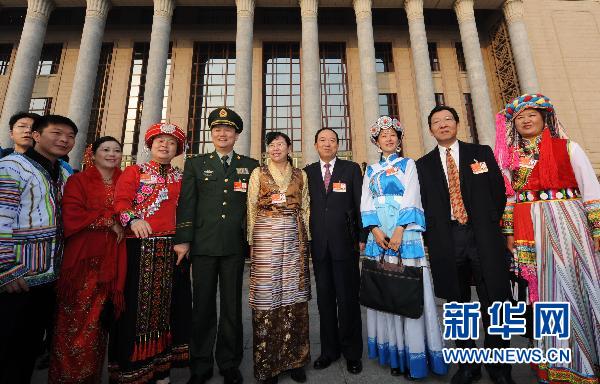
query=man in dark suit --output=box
[304,128,364,375]
[416,106,514,384]
[175,108,259,384]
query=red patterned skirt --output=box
[108,236,192,384]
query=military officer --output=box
[174,107,259,384]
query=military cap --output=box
[208,107,243,133]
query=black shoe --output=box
[390,368,402,376]
[222,368,243,384]
[346,359,362,374]
[290,367,306,383]
[490,373,516,384]
[451,367,482,384]
[313,356,336,370]
[187,372,213,384]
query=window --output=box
[87,43,114,145]
[374,43,394,73]
[435,93,445,106]
[455,42,466,72]
[428,42,440,72]
[121,42,172,162]
[320,43,352,152]
[188,43,236,154]
[0,44,13,75]
[378,93,399,119]
[464,93,478,143]
[37,44,62,75]
[29,98,52,115]
[263,43,301,153]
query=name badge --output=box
[519,157,537,170]
[140,174,157,184]
[332,182,347,192]
[385,167,397,176]
[236,167,249,175]
[271,193,287,205]
[234,180,247,192]
[470,161,489,174]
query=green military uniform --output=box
[175,108,258,382]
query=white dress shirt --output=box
[437,140,460,219]
[319,157,337,180]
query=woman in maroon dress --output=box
[49,136,126,384]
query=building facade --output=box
[0,0,599,170]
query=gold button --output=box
[223,202,227,206]
[205,177,208,181]
[224,178,229,182]
[224,190,228,193]
[222,214,226,219]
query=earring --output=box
[396,144,402,152]
[376,146,383,153]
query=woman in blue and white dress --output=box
[360,116,448,380]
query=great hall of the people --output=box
[0,0,599,169]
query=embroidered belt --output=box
[516,187,580,203]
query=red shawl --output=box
[58,166,127,314]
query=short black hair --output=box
[314,128,339,144]
[32,114,78,135]
[92,136,122,153]
[9,112,40,131]
[428,105,460,128]
[265,131,291,147]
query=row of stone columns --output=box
[0,0,539,166]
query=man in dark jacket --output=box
[304,128,364,375]
[416,106,514,384]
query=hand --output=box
[110,222,124,243]
[371,227,389,250]
[359,242,366,252]
[174,243,190,266]
[130,219,153,239]
[4,277,29,293]
[506,235,515,253]
[388,226,404,252]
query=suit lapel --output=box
[458,141,472,207]
[432,147,450,200]
[209,151,225,178]
[326,158,343,196]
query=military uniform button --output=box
[223,202,227,206]
[205,177,208,181]
[225,178,229,182]
[222,214,226,219]
[224,190,228,193]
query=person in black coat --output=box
[416,106,514,384]
[304,128,364,375]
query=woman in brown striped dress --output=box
[246,131,311,384]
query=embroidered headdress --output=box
[144,123,186,155]
[369,115,404,145]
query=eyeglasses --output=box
[431,116,455,127]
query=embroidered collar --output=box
[519,134,542,157]
[379,152,399,166]
[268,161,293,192]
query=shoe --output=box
[313,356,336,370]
[390,368,402,376]
[490,373,516,384]
[290,367,306,383]
[450,367,482,384]
[346,359,362,374]
[187,372,213,384]
[222,368,243,384]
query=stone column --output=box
[502,0,539,94]
[136,0,175,163]
[454,0,495,147]
[404,0,437,152]
[0,0,54,148]
[234,0,254,156]
[300,0,321,164]
[353,0,380,164]
[68,0,111,169]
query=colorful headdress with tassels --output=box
[369,115,404,144]
[494,93,569,195]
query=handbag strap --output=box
[379,249,404,268]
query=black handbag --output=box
[359,249,424,319]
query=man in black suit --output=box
[416,106,514,384]
[304,128,364,375]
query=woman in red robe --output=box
[49,136,126,384]
[108,123,192,384]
